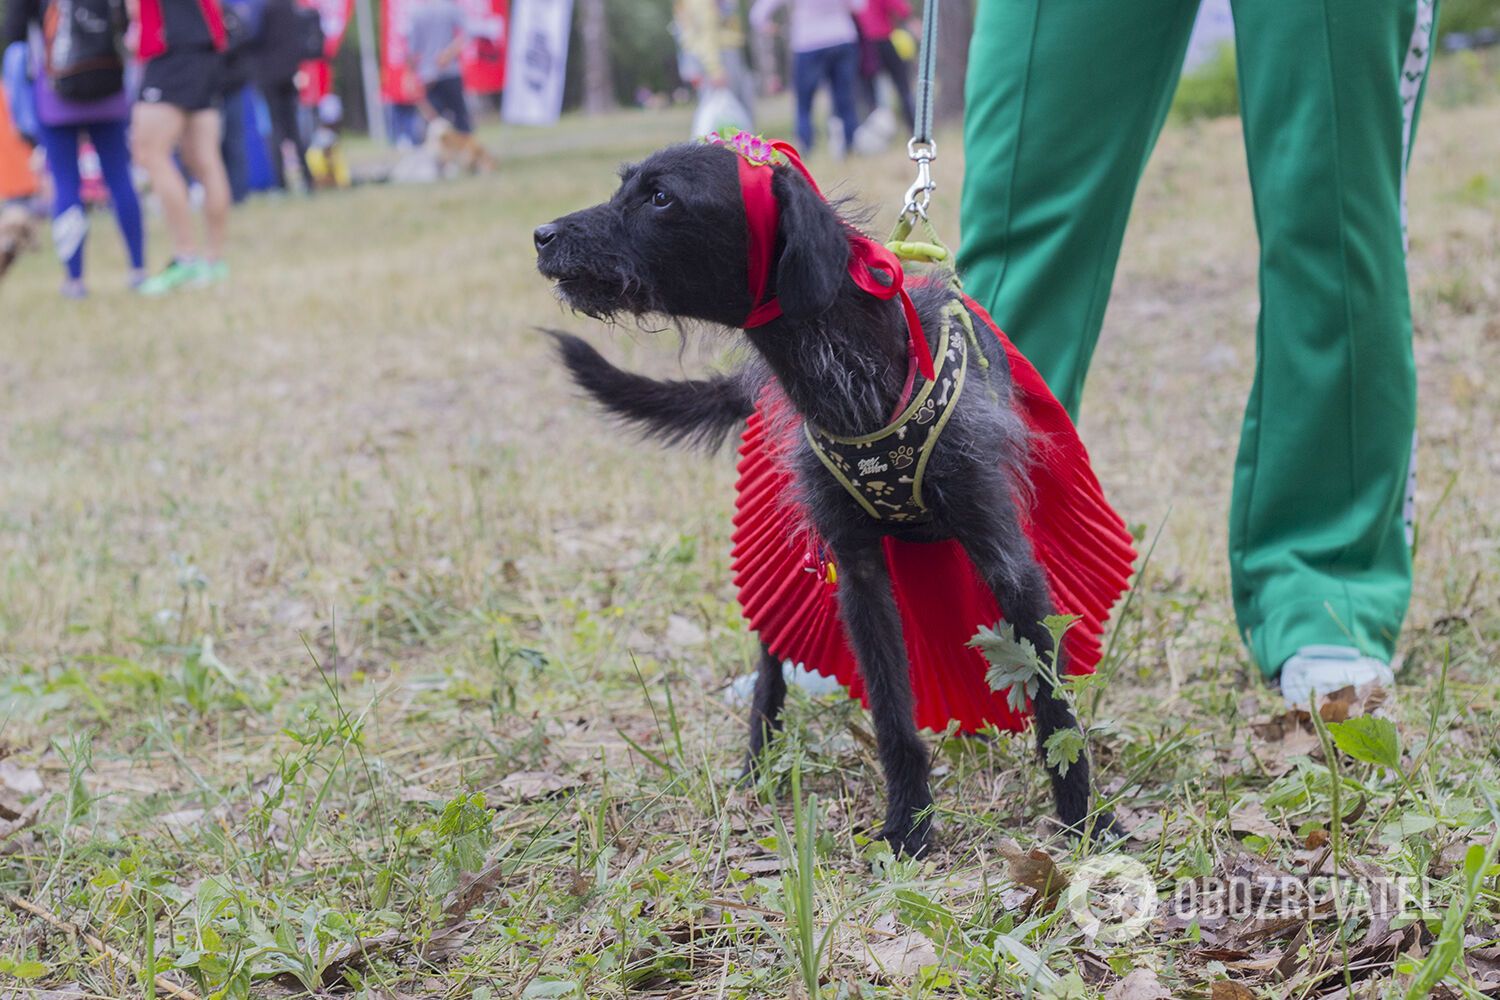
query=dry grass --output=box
[1,65,1498,999]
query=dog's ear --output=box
[772,168,849,321]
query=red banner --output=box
[460,0,509,94]
[382,0,508,103]
[380,0,423,103]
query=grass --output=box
[2,68,1499,998]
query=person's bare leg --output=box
[179,109,230,262]
[131,102,195,259]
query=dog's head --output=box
[534,143,849,326]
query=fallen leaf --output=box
[1211,982,1257,1000]
[1250,712,1323,776]
[997,838,1067,905]
[863,930,941,979]
[1228,800,1283,840]
[398,784,445,804]
[1305,828,1329,849]
[1104,968,1171,1000]
[0,759,44,819]
[1318,686,1359,723]
[491,771,576,802]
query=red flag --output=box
[460,0,508,94]
[380,0,424,103]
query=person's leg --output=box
[447,80,473,134]
[439,76,474,134]
[1227,0,1436,683]
[264,80,292,189]
[828,42,860,151]
[35,122,86,288]
[132,100,196,259]
[85,119,146,280]
[877,38,916,133]
[956,0,1202,417]
[790,49,819,150]
[856,39,879,120]
[178,107,230,263]
[219,86,249,202]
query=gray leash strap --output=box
[901,0,941,220]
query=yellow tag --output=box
[825,562,838,585]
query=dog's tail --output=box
[547,331,757,452]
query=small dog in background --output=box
[0,202,39,283]
[427,119,498,176]
[535,140,1134,856]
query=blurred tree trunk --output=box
[580,0,615,113]
[933,0,972,122]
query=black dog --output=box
[535,142,1112,856]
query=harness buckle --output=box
[901,138,937,220]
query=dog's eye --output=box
[650,190,674,209]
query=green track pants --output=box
[958,0,1436,677]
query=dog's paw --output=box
[1059,811,1126,845]
[877,811,933,859]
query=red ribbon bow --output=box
[726,139,935,382]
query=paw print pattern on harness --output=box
[804,299,972,524]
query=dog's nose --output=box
[533,224,559,251]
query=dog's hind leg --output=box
[944,479,1112,838]
[827,540,933,857]
[743,643,787,775]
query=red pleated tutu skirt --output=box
[730,295,1137,734]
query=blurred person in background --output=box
[404,0,471,134]
[253,0,316,192]
[854,0,913,133]
[129,0,232,294]
[750,0,865,156]
[217,0,264,202]
[3,0,146,297]
[673,0,755,131]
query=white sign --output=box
[501,0,573,125]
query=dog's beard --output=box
[540,257,658,321]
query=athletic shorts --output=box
[139,47,225,113]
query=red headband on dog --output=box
[707,132,935,382]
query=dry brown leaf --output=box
[1305,828,1330,849]
[1104,968,1171,1000]
[1250,711,1323,776]
[0,759,43,820]
[997,838,1067,902]
[1228,800,1283,840]
[862,930,941,979]
[1319,685,1359,723]
[491,770,576,802]
[1210,982,1257,1000]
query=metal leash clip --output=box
[902,138,938,220]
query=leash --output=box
[886,0,992,375]
[899,0,941,225]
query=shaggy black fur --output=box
[536,142,1114,856]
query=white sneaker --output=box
[1279,644,1395,707]
[726,660,846,706]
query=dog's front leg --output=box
[828,540,933,857]
[944,477,1113,838]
